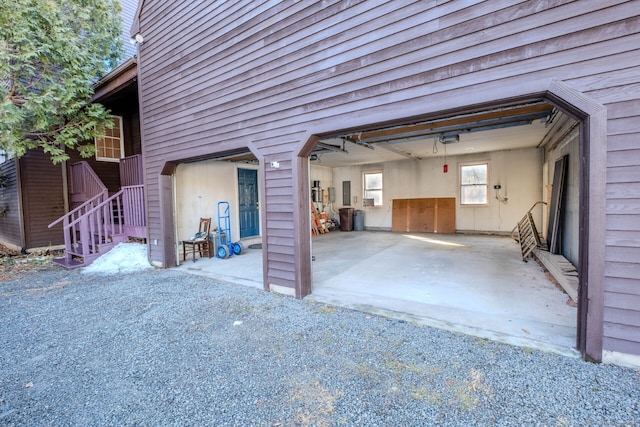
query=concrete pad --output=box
[177,231,579,357]
[175,244,264,290]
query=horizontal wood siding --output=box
[137,0,640,351]
[0,159,23,248]
[120,0,138,59]
[603,96,640,356]
[19,150,66,248]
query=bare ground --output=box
[0,243,61,281]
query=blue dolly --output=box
[216,201,244,259]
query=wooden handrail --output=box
[51,160,146,267]
[70,161,107,195]
[65,185,145,229]
[66,190,124,229]
[48,191,107,228]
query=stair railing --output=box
[121,184,146,238]
[69,161,108,208]
[48,192,108,263]
[60,190,126,262]
[55,186,147,261]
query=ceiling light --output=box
[439,134,460,144]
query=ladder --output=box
[512,201,547,261]
[311,202,326,236]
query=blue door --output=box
[238,168,259,238]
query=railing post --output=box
[62,215,72,263]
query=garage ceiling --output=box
[313,101,557,168]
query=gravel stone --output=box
[1,268,639,426]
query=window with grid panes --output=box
[460,163,488,205]
[95,116,124,162]
[364,172,383,206]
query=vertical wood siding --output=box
[136,1,640,354]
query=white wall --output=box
[310,164,335,214]
[174,161,260,246]
[331,147,543,233]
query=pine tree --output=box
[0,0,123,163]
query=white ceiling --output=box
[313,119,552,168]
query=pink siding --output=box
[135,1,640,357]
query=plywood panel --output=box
[435,198,456,234]
[408,198,435,233]
[392,199,408,232]
[392,198,456,234]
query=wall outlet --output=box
[493,184,501,189]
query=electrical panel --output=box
[328,187,335,203]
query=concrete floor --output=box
[176,231,579,358]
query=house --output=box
[131,1,639,365]
[0,0,145,266]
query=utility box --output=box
[328,187,336,202]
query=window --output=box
[95,115,124,162]
[364,172,383,206]
[0,149,12,164]
[460,163,488,205]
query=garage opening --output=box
[306,100,583,355]
[172,151,264,288]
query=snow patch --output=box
[81,243,153,275]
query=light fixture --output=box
[133,33,144,44]
[439,134,460,144]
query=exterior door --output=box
[238,168,259,238]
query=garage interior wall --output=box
[314,147,543,234]
[174,161,260,251]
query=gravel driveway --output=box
[1,267,639,426]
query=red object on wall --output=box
[443,164,448,173]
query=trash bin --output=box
[354,210,364,231]
[339,208,354,231]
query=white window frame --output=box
[459,162,489,206]
[0,149,12,164]
[95,115,124,162]
[363,171,383,207]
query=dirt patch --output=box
[0,243,61,281]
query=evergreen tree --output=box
[0,0,123,163]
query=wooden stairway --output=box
[48,156,146,269]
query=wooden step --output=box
[51,257,85,269]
